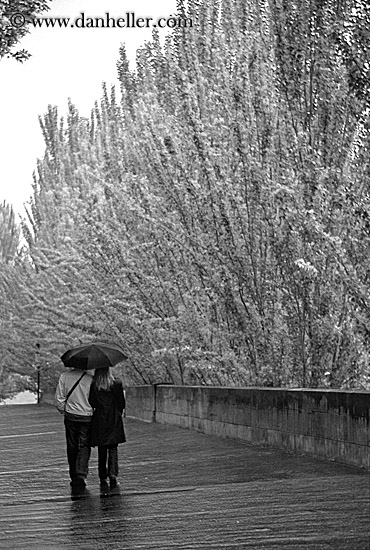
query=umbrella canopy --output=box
[61,342,127,370]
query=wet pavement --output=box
[0,404,369,549]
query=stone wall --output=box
[125,385,370,470]
[125,384,156,422]
[40,391,55,405]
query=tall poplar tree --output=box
[13,0,370,391]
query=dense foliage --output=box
[0,0,51,61]
[1,0,370,394]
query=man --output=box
[55,368,94,493]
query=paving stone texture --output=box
[0,404,369,549]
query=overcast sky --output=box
[0,0,176,215]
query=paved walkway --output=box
[0,404,369,550]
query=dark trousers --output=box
[64,417,91,481]
[98,445,118,480]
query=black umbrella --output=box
[61,342,127,370]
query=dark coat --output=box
[88,378,126,447]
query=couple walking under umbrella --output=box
[55,342,127,495]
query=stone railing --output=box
[125,385,370,470]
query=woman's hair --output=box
[93,367,115,391]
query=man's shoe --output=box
[100,479,109,492]
[71,477,86,494]
[109,476,119,489]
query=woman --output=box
[89,367,126,490]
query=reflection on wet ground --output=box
[0,404,369,549]
[68,489,130,547]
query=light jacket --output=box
[55,369,94,417]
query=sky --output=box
[0,0,177,215]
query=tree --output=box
[0,202,26,398]
[0,202,19,262]
[0,0,51,62]
[11,0,370,391]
